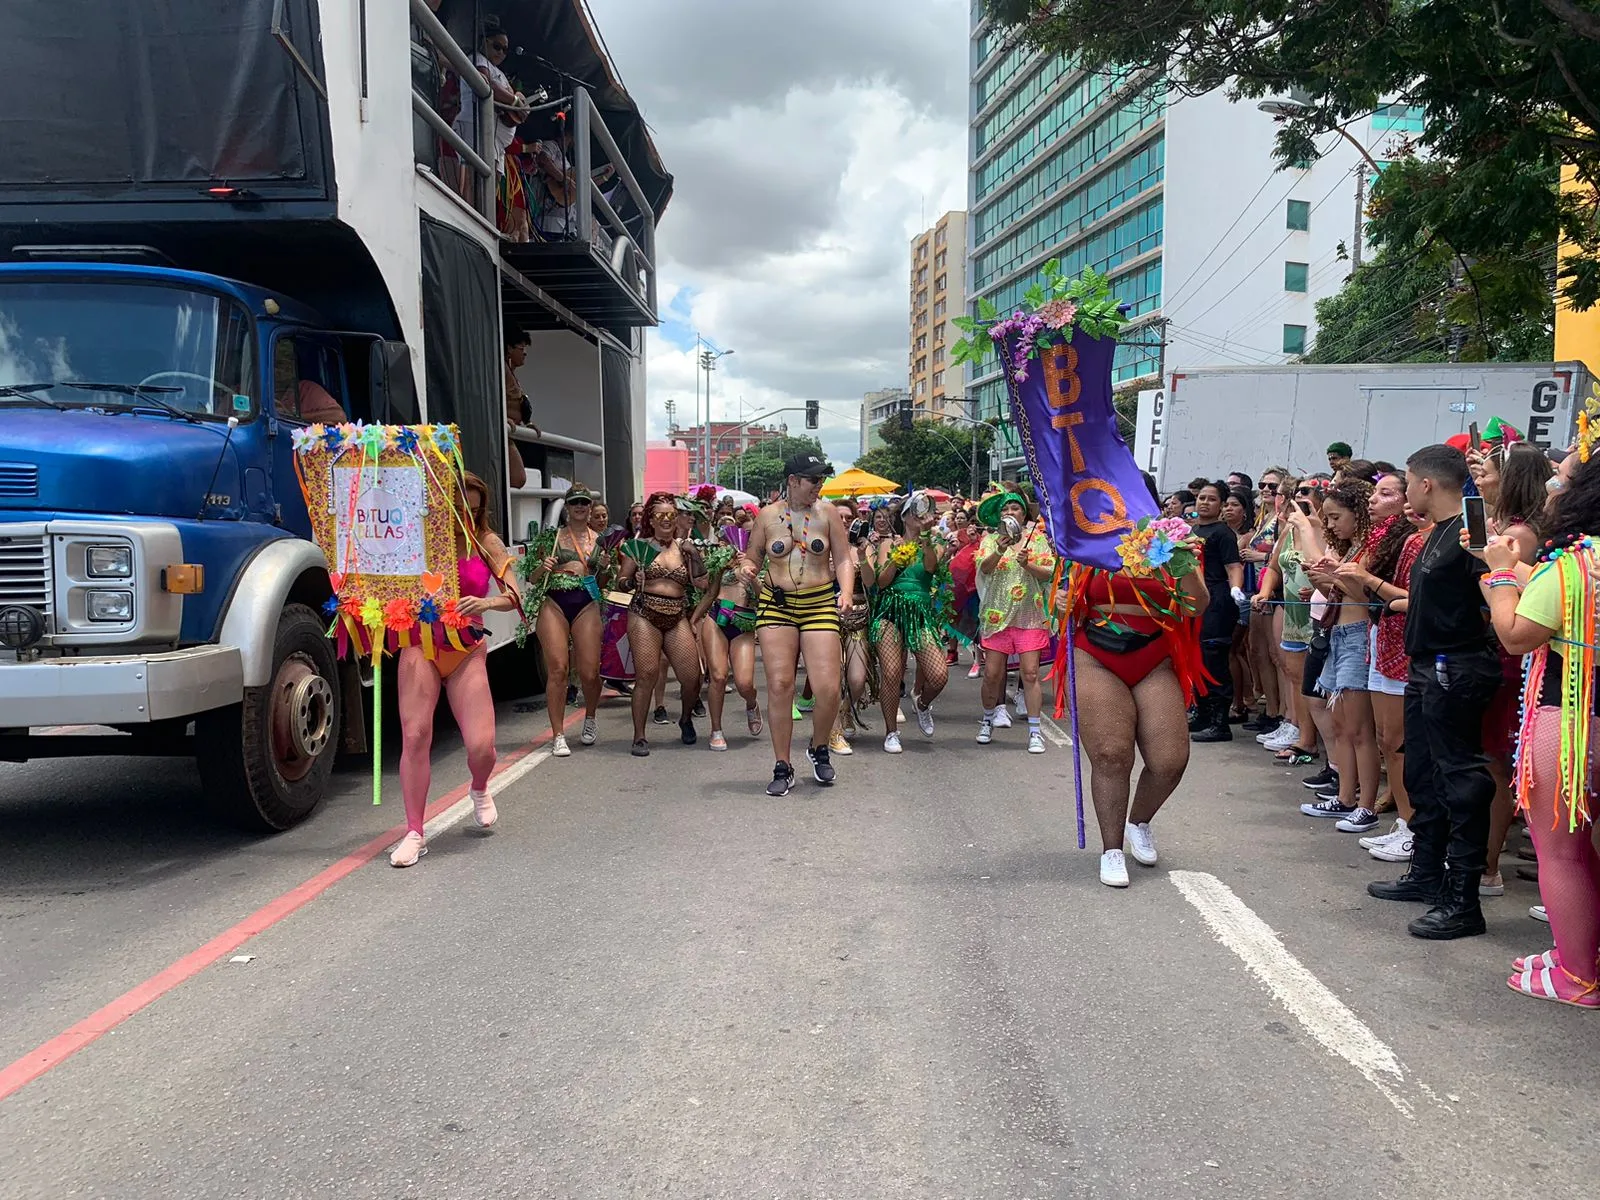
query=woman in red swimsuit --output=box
[1056,535,1209,887]
[391,471,520,868]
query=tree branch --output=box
[1541,0,1600,44]
[1551,44,1600,131]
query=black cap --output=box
[784,454,831,480]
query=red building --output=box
[667,421,787,483]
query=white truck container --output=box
[1138,362,1595,491]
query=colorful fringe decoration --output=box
[1514,542,1599,832]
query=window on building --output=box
[1283,324,1307,355]
[933,346,944,365]
[1371,103,1425,133]
[916,290,928,307]
[1286,199,1310,231]
[1284,261,1309,292]
[935,226,946,247]
[934,274,947,293]
[934,299,946,318]
[933,370,943,389]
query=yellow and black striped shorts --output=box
[756,581,841,633]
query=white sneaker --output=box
[551,734,571,758]
[1125,821,1157,866]
[1530,904,1549,923]
[1359,818,1409,852]
[883,731,903,754]
[1255,719,1287,745]
[914,701,935,738]
[992,708,1013,730]
[1369,831,1415,863]
[1027,730,1046,754]
[1015,692,1028,717]
[1263,724,1301,751]
[1100,849,1130,888]
[580,717,597,746]
[976,717,994,745]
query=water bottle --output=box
[1434,654,1448,689]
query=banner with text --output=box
[1004,331,1158,572]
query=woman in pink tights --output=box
[1480,448,1600,1006]
[390,471,519,868]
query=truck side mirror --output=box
[369,340,418,426]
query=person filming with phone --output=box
[1367,444,1499,942]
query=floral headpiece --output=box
[949,260,1127,383]
[1576,383,1600,463]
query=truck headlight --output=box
[87,590,134,622]
[87,545,134,578]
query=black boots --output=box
[1367,860,1444,903]
[1407,869,1486,940]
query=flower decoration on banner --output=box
[949,261,1126,383]
[359,596,384,631]
[430,424,459,456]
[384,597,418,632]
[440,597,471,630]
[1116,516,1198,579]
[291,426,320,453]
[417,596,440,625]
[396,427,421,455]
[321,424,345,454]
[1577,381,1600,463]
[356,422,390,458]
[320,595,340,619]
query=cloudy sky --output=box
[586,0,971,470]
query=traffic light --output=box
[805,399,819,429]
[897,392,912,431]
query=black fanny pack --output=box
[1082,622,1162,655]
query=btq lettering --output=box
[1043,344,1133,536]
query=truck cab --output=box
[0,0,669,829]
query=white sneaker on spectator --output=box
[1335,807,1380,833]
[1359,818,1409,852]
[1263,724,1301,751]
[993,708,1013,730]
[1370,832,1415,863]
[1256,719,1289,745]
[1100,849,1130,887]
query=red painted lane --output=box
[0,714,578,1103]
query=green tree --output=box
[716,434,826,498]
[983,0,1600,312]
[1306,241,1554,363]
[853,419,997,494]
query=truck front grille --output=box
[0,463,39,499]
[0,534,51,613]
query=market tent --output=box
[821,467,899,498]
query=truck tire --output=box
[197,603,341,832]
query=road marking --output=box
[1039,714,1072,747]
[1169,870,1415,1118]
[0,713,577,1104]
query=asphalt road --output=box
[2,669,1597,1198]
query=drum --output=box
[600,591,634,682]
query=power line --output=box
[1162,161,1297,311]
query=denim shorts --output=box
[1317,621,1371,696]
[1365,625,1405,696]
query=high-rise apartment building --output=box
[966,15,1414,473]
[861,386,908,457]
[909,211,968,423]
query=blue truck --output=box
[0,1,667,828]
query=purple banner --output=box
[1003,330,1157,572]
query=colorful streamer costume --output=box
[1054,561,1205,714]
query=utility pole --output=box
[1352,166,1366,269]
[1153,316,1171,389]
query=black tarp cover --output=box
[0,0,319,189]
[600,342,636,511]
[420,215,506,536]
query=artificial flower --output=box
[383,596,417,632]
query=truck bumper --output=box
[0,646,244,727]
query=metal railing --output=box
[565,85,657,314]
[409,0,496,223]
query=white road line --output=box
[1169,869,1416,1118]
[1039,714,1072,747]
[417,744,554,842]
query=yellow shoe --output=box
[829,730,853,755]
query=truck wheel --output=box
[197,603,341,832]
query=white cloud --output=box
[586,0,970,468]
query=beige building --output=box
[908,210,968,423]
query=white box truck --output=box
[1138,362,1595,491]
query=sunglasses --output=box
[568,499,592,507]
[1296,488,1313,496]
[1260,482,1278,492]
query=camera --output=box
[848,518,868,545]
[1001,515,1023,542]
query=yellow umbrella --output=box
[821,467,900,499]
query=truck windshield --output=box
[0,280,254,421]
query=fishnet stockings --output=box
[875,624,949,731]
[628,611,702,738]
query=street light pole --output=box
[698,345,734,485]
[1258,99,1381,272]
